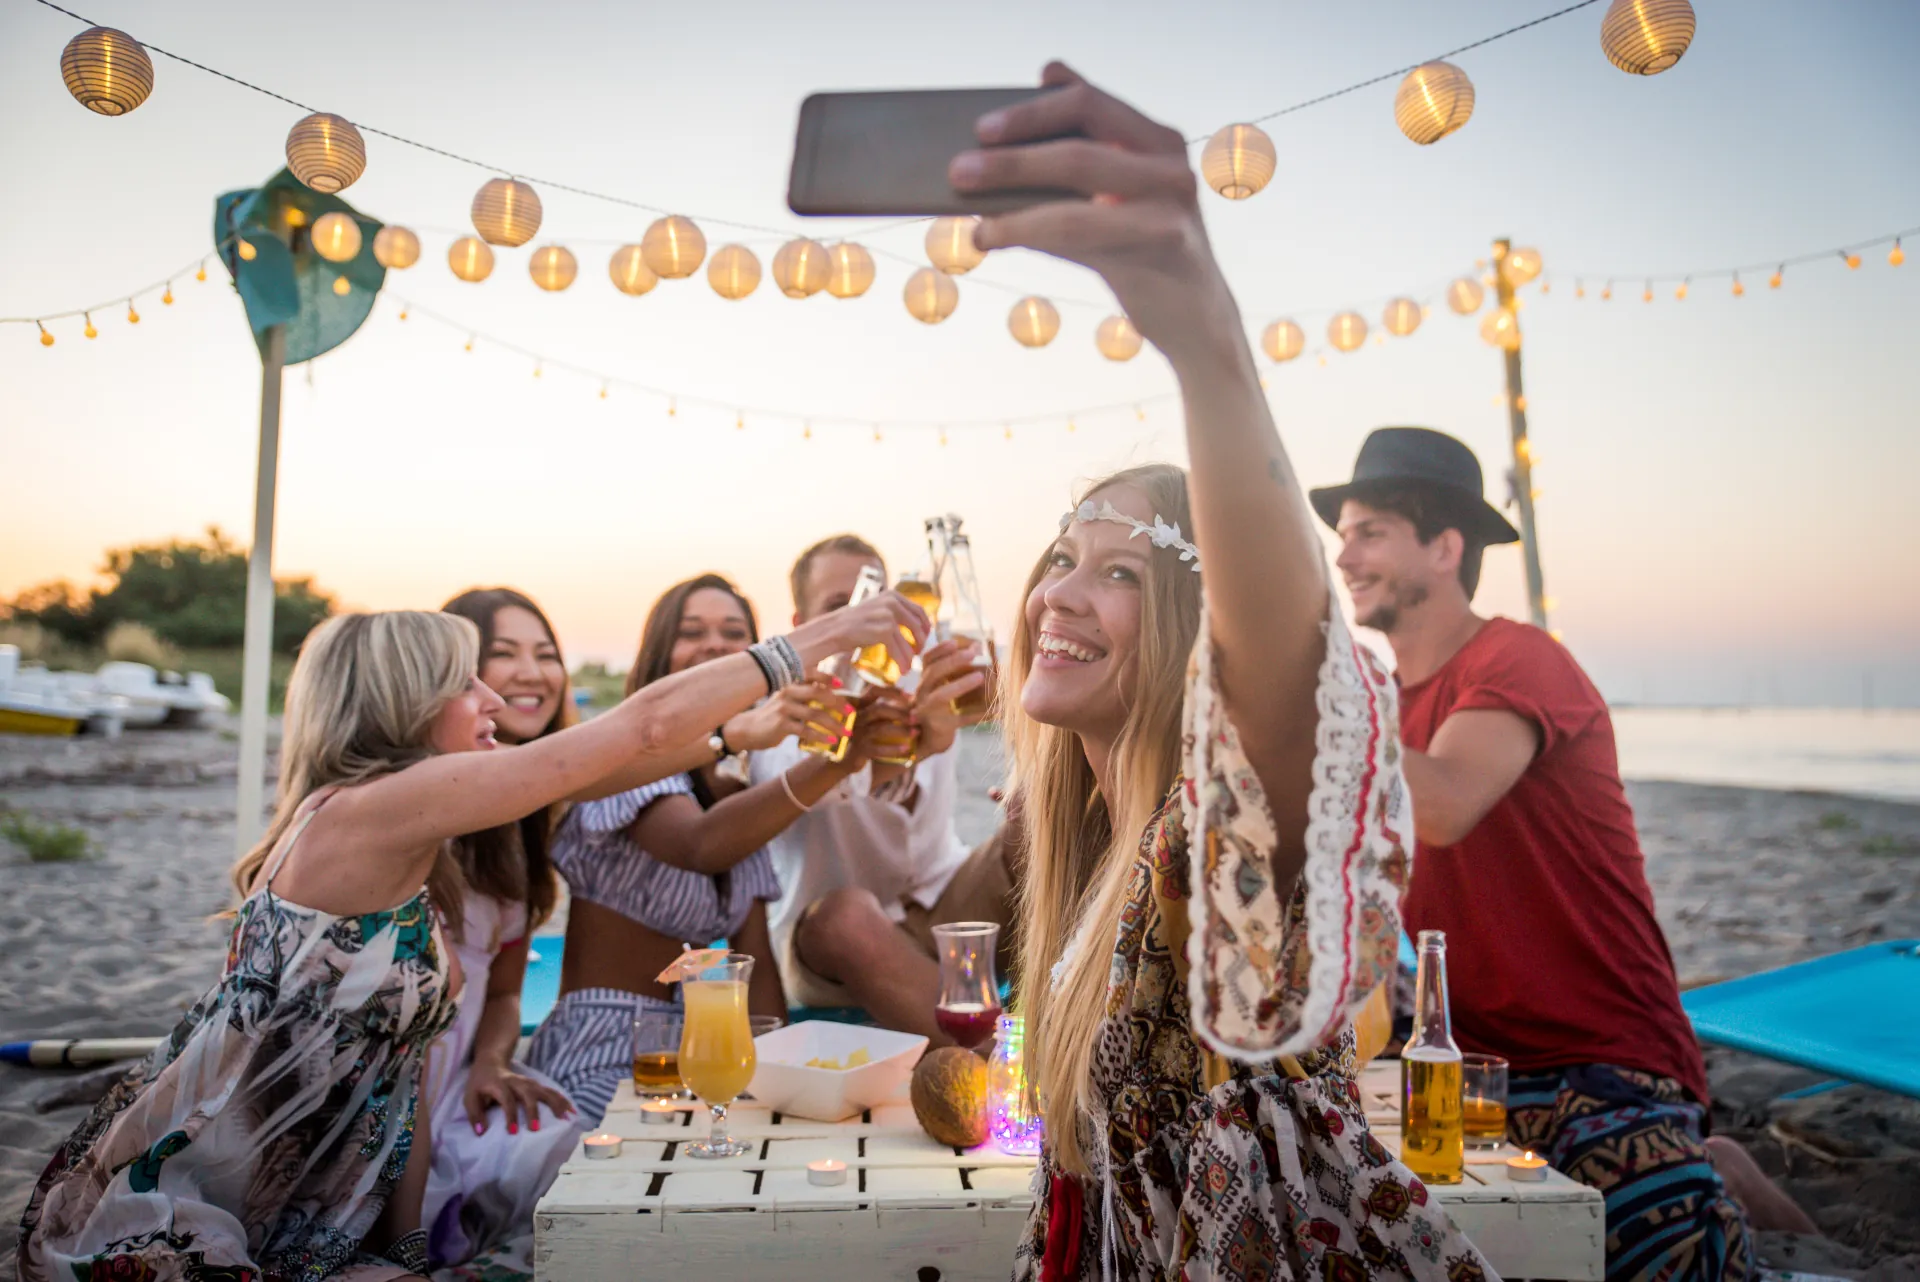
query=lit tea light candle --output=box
[806,1158,849,1187]
[639,1100,678,1126]
[1506,1150,1549,1182]
[582,1132,623,1160]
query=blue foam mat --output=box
[520,937,564,1036]
[1680,940,1919,1100]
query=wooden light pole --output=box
[233,323,286,855]
[1491,237,1550,632]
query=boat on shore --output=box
[0,645,231,736]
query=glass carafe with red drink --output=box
[932,922,1001,1050]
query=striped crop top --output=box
[551,774,782,945]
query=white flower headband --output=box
[1058,499,1202,572]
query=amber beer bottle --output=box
[800,563,887,762]
[1400,930,1465,1185]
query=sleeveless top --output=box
[551,773,780,944]
[17,797,458,1282]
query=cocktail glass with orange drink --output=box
[680,952,758,1159]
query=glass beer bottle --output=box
[801,563,886,762]
[1400,930,1464,1185]
[943,530,997,718]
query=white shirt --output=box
[751,737,971,959]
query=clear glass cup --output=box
[1462,1052,1510,1149]
[932,922,1001,1050]
[632,1011,687,1098]
[679,952,757,1159]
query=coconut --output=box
[910,1046,989,1148]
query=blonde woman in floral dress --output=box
[17,597,925,1282]
[950,68,1495,1279]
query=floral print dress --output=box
[17,801,458,1282]
[1014,605,1495,1282]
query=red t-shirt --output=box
[1398,617,1709,1105]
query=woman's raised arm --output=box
[957,64,1328,870]
[328,592,928,854]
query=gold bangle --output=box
[778,769,812,814]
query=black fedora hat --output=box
[1309,427,1521,545]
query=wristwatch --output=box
[707,724,733,760]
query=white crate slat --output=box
[538,1066,1603,1281]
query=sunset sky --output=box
[3,0,1915,706]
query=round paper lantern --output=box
[529,245,578,292]
[707,244,761,300]
[285,113,366,194]
[1201,123,1276,200]
[1328,312,1368,352]
[826,243,875,298]
[1096,315,1144,361]
[1261,320,1306,363]
[771,238,831,299]
[642,215,706,278]
[926,217,986,275]
[1446,277,1486,314]
[310,212,362,263]
[471,178,542,247]
[609,245,658,296]
[1394,61,1475,145]
[1008,297,1061,348]
[372,226,420,270]
[448,236,495,282]
[904,268,959,324]
[331,275,351,297]
[1506,247,1543,286]
[1480,309,1521,351]
[61,28,153,116]
[1382,298,1423,337]
[1601,0,1695,75]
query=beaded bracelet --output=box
[748,635,806,691]
[745,644,780,694]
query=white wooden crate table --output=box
[536,1067,1604,1281]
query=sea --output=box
[1610,707,1920,803]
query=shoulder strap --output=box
[261,789,336,889]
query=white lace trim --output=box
[1182,595,1410,1062]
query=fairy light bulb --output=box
[599,383,609,400]
[939,428,949,446]
[84,313,97,339]
[237,239,257,262]
[1067,419,1077,433]
[464,335,475,352]
[1643,282,1654,303]
[668,398,677,417]
[1003,425,1012,441]
[1135,405,1146,422]
[127,300,140,324]
[398,306,409,321]
[1675,279,1688,301]
[533,361,543,378]
[1731,274,1744,297]
[1891,240,1906,267]
[1770,266,1783,289]
[1575,281,1586,299]
[37,322,54,347]
[1601,281,1613,301]
[736,412,745,430]
[195,261,207,282]
[872,427,883,443]
[803,423,812,440]
[1844,252,1862,270]
[332,275,350,296]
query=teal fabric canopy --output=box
[213,168,385,365]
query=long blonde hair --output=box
[230,610,481,921]
[1008,463,1202,1176]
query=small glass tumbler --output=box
[632,1011,687,1098]
[1461,1052,1509,1149]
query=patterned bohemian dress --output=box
[1013,605,1496,1282]
[16,802,459,1282]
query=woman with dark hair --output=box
[415,588,578,1273]
[525,574,905,1127]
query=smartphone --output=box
[787,87,1082,217]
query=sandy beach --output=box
[3,721,1917,1274]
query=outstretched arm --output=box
[961,64,1328,879]
[1403,710,1539,845]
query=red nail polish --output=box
[508,1122,518,1134]
[531,1119,541,1131]
[474,1122,484,1135]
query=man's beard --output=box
[1357,578,1429,634]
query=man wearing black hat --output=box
[1314,428,1813,1277]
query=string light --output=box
[825,243,876,299]
[529,245,579,292]
[398,305,409,320]
[83,312,96,338]
[609,245,659,297]
[126,300,139,324]
[926,217,986,275]
[1446,277,1485,314]
[1382,297,1422,337]
[37,322,53,347]
[60,27,153,116]
[872,427,883,443]
[237,239,257,262]
[938,427,948,446]
[331,275,350,296]
[464,334,474,352]
[1770,266,1783,289]
[642,216,706,279]
[1067,419,1078,433]
[1600,0,1696,75]
[668,398,677,417]
[1731,273,1744,297]
[1394,61,1475,145]
[471,178,542,248]
[904,268,960,324]
[1601,281,1612,300]
[599,381,609,399]
[802,422,812,440]
[285,112,367,194]
[311,212,362,263]
[1004,425,1012,441]
[1009,297,1061,348]
[708,244,762,300]
[449,236,495,283]
[1200,123,1276,200]
[1095,315,1144,361]
[1842,251,1862,270]
[373,226,422,270]
[736,411,745,430]
[1674,278,1688,301]
[1135,405,1146,422]
[771,238,831,299]
[1643,281,1654,303]
[161,283,174,305]
[195,261,207,283]
[533,360,543,378]
[1575,280,1586,298]
[1893,240,1906,267]
[1261,319,1306,363]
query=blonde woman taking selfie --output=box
[950,67,1490,1279]
[17,598,923,1282]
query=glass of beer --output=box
[679,952,757,1159]
[632,1011,687,1097]
[1462,1052,1509,1149]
